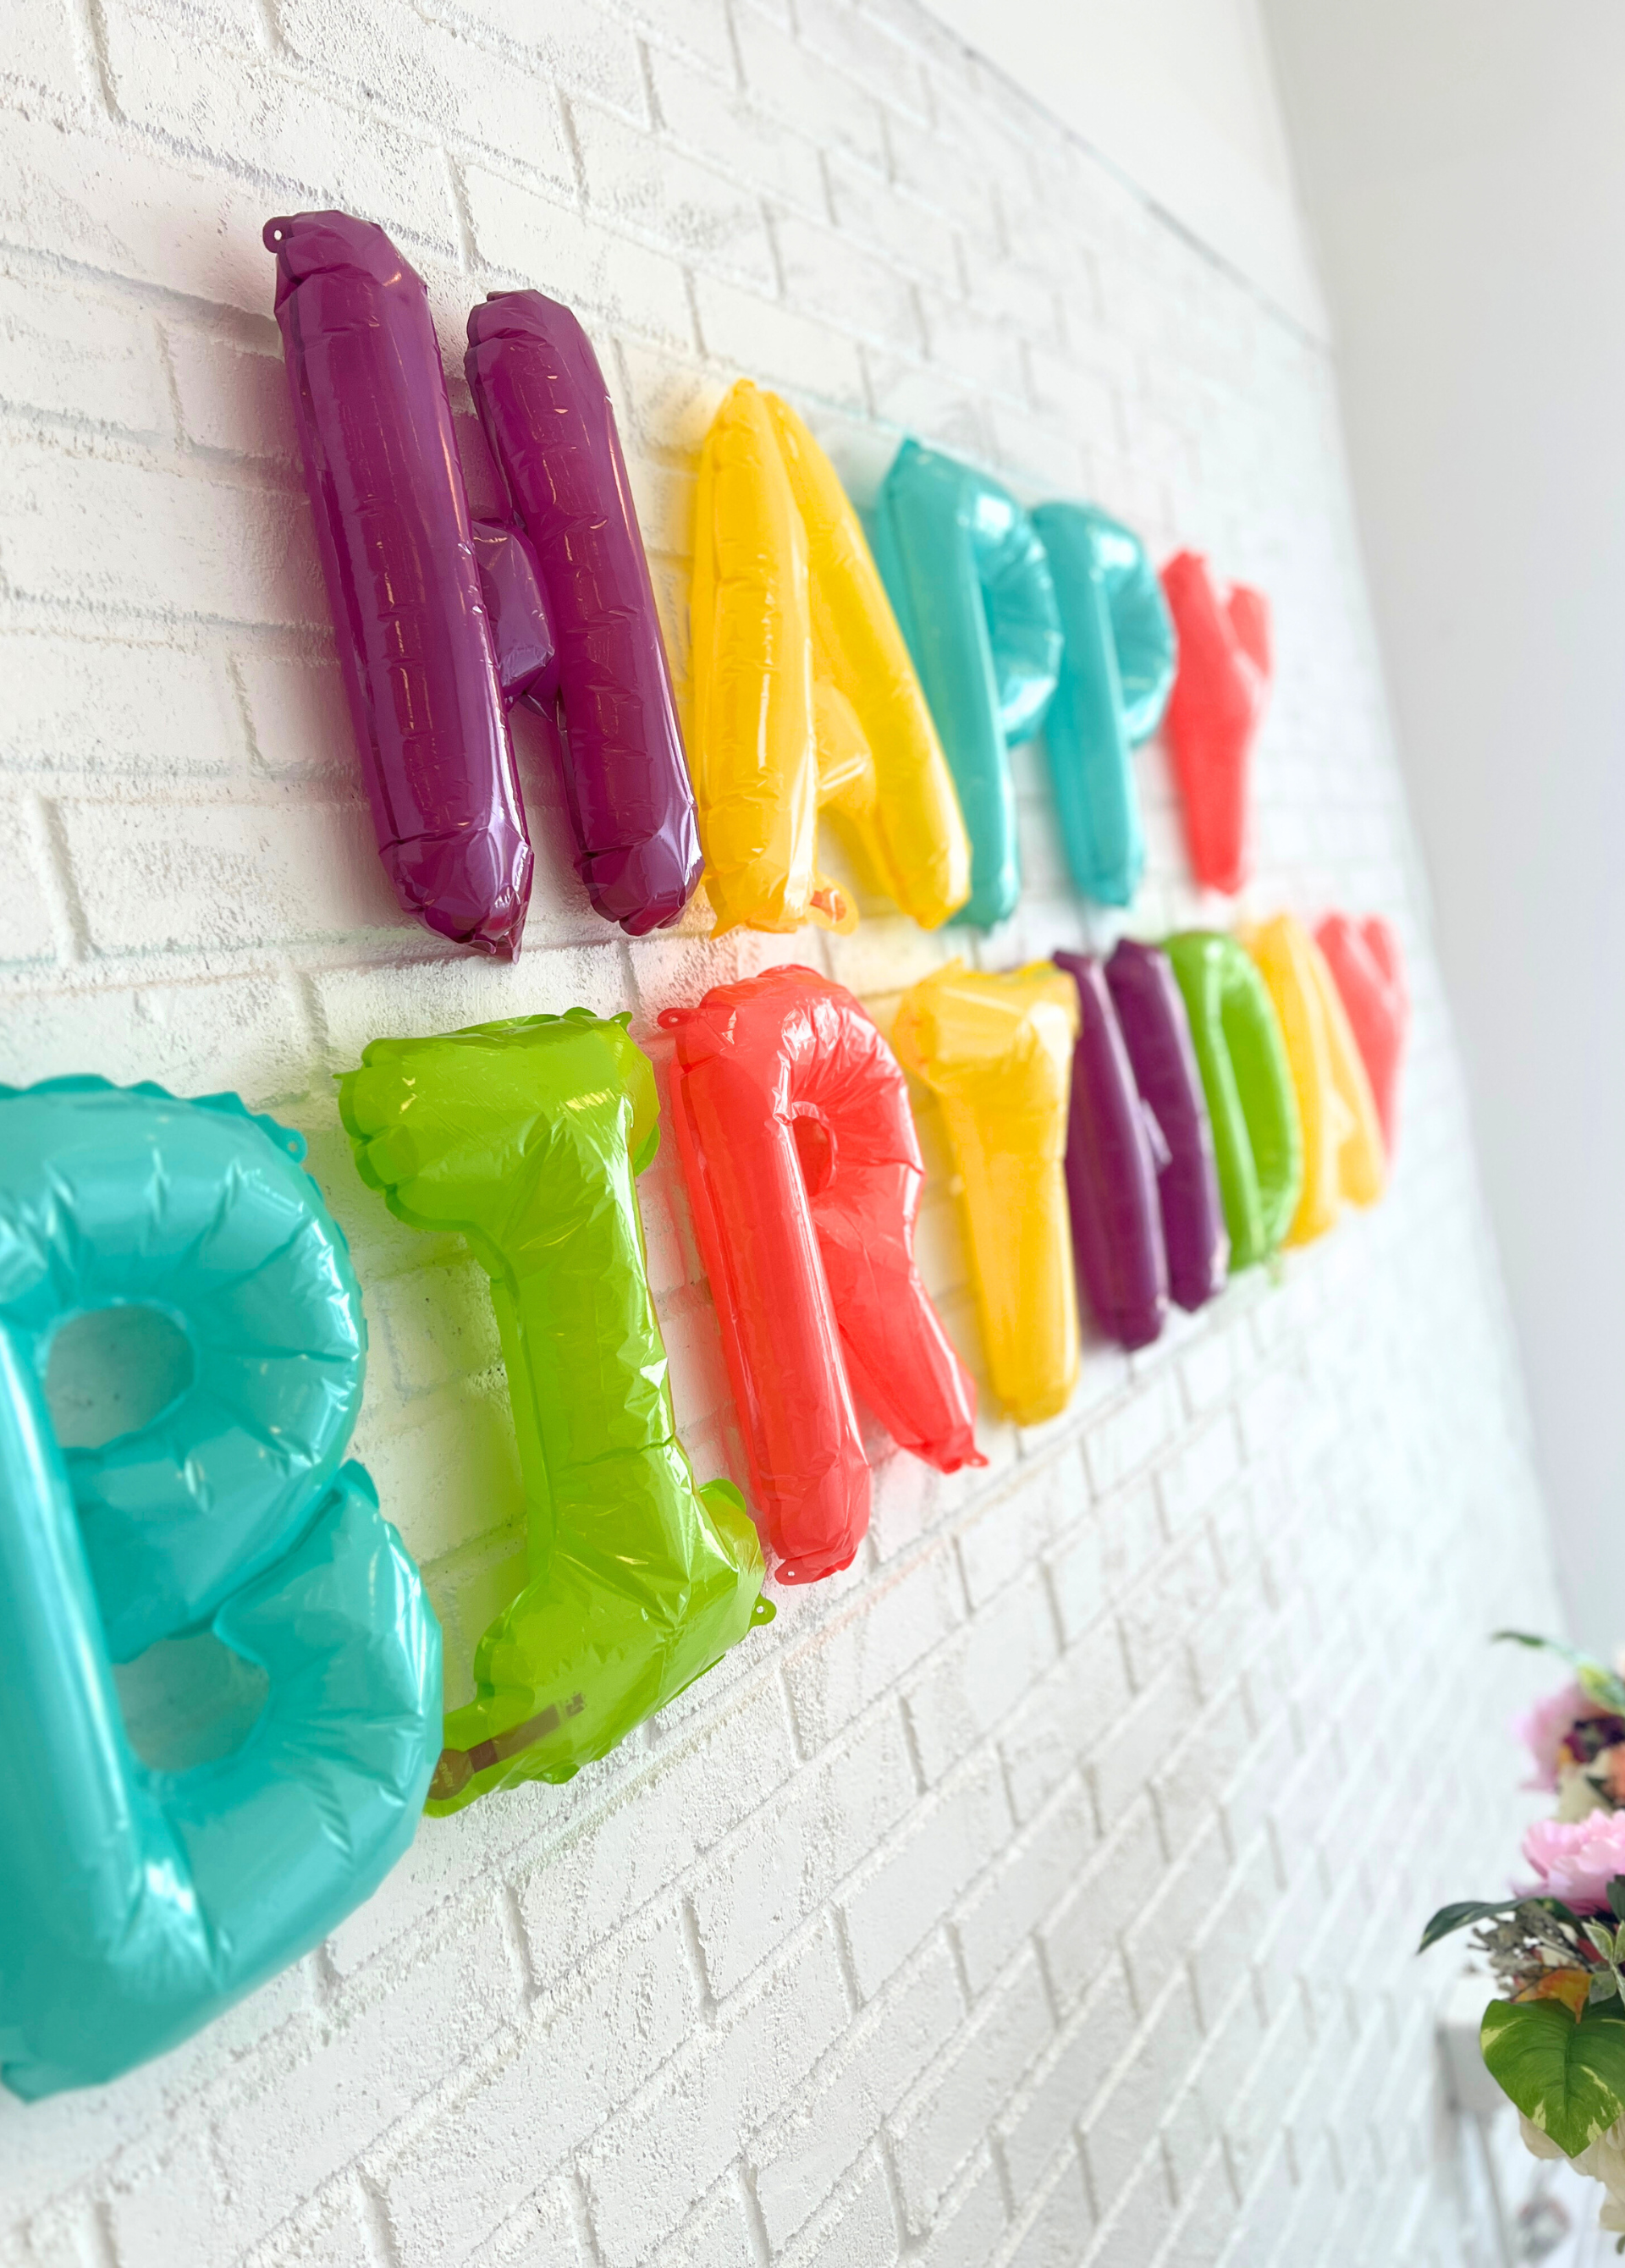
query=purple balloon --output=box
[465,294,703,936]
[1104,939,1229,1312]
[266,212,533,959]
[1054,951,1169,1350]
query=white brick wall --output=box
[0,2,1563,2263]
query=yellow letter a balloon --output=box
[1244,913,1385,1245]
[691,379,970,936]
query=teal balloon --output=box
[866,439,1062,928]
[0,1078,440,2100]
[1032,502,1176,908]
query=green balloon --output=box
[1164,934,1303,1269]
[339,1010,770,1813]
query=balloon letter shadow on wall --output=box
[662,968,982,1586]
[690,383,970,938]
[1104,939,1229,1314]
[1053,951,1170,1351]
[1315,915,1408,1160]
[1165,933,1303,1271]
[1245,914,1385,1247]
[339,1014,768,1812]
[894,962,1080,1427]
[1161,552,1271,897]
[1034,505,1176,909]
[0,1079,439,2100]
[868,440,1063,930]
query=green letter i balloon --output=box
[1164,934,1303,1269]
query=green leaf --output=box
[1492,1630,1625,1714]
[1608,1878,1625,1925]
[1481,1999,1625,2155]
[1418,1896,1579,1953]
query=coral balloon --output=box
[1315,914,1408,1159]
[1053,951,1169,1350]
[1165,932,1303,1270]
[662,967,982,1585]
[868,440,1063,928]
[465,292,703,934]
[1033,504,1176,907]
[893,961,1079,1426]
[0,1079,438,2100]
[267,210,533,956]
[1245,913,1385,1246]
[1104,939,1229,1313]
[339,1013,769,1809]
[1161,552,1271,896]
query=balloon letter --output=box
[689,383,970,937]
[1165,933,1303,1270]
[1104,939,1228,1313]
[339,1014,768,1811]
[868,440,1063,928]
[662,968,982,1586]
[1245,914,1385,1246]
[0,1079,439,2100]
[1160,553,1271,896]
[1033,505,1176,908]
[893,962,1079,1426]
[465,293,702,935]
[1315,915,1408,1159]
[1052,951,1169,1350]
[267,211,533,956]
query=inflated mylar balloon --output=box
[1165,933,1303,1270]
[1104,939,1228,1313]
[465,293,703,934]
[0,1079,439,2100]
[267,211,534,956]
[893,962,1079,1426]
[1053,951,1169,1350]
[1315,914,1408,1159]
[339,1013,769,1810]
[1033,505,1176,907]
[1160,553,1271,896]
[662,968,982,1583]
[868,440,1063,928]
[1245,914,1385,1245]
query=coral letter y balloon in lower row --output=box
[340,1013,769,1811]
[1315,914,1409,1158]
[1161,552,1272,896]
[894,962,1080,1426]
[662,969,981,1585]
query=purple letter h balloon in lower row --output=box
[1055,941,1228,1349]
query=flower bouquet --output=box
[1424,1632,1625,2242]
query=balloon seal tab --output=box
[751,1594,777,1627]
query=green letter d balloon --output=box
[1164,934,1303,1269]
[339,1011,770,1813]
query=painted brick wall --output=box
[0,3,1564,2264]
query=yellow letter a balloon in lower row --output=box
[893,961,1080,1427]
[1243,913,1386,1245]
[690,379,971,937]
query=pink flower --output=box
[1522,1813,1625,1911]
[1517,1682,1589,1792]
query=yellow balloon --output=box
[893,960,1079,1426]
[690,379,971,936]
[1244,912,1386,1245]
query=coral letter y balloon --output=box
[1315,914,1408,1158]
[1161,552,1270,896]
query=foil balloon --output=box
[1104,939,1228,1313]
[339,1013,769,1811]
[465,292,703,934]
[1160,553,1271,896]
[1165,933,1303,1270]
[1245,914,1385,1246]
[1033,504,1176,907]
[689,382,970,937]
[1052,951,1169,1350]
[893,961,1079,1426]
[267,211,535,956]
[661,968,982,1585]
[1315,914,1408,1159]
[868,439,1063,928]
[0,1078,439,2100]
